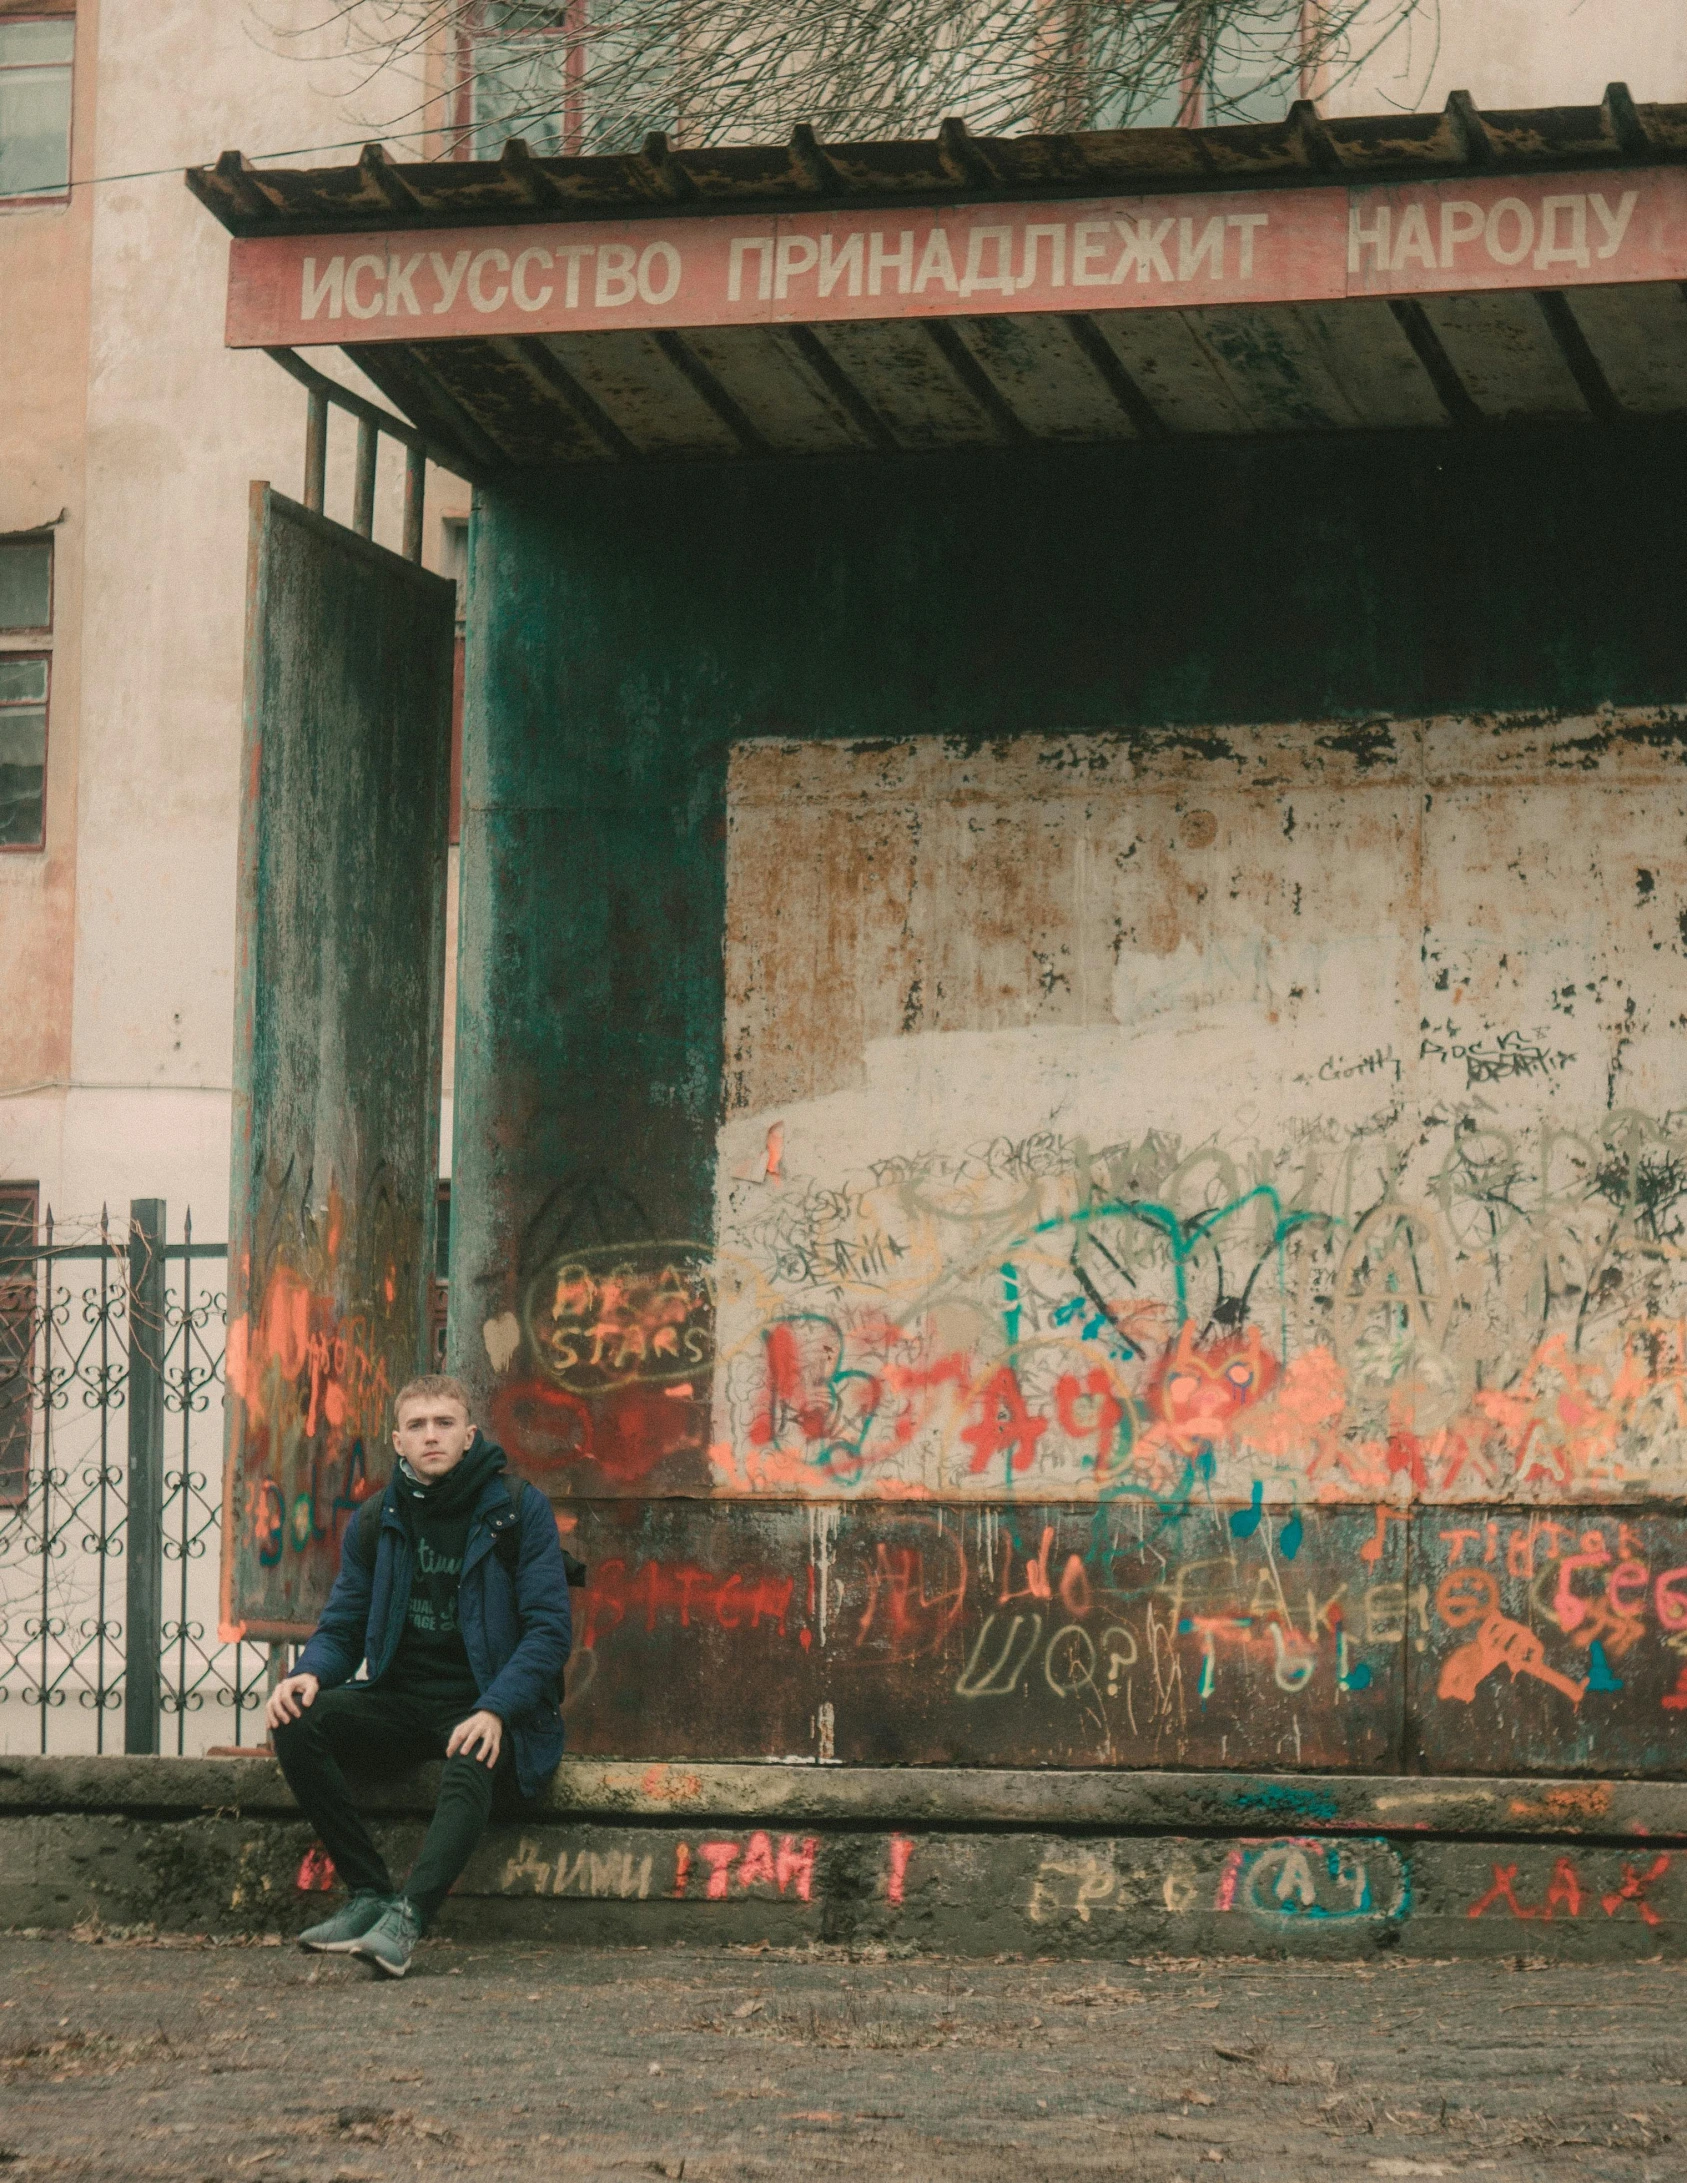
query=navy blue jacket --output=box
[296,1438,571,1798]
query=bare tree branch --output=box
[260,0,1438,160]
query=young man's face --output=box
[392,1396,475,1480]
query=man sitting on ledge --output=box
[265,1373,572,1978]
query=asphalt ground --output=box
[0,1932,1681,2182]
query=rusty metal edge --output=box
[183,87,1687,240]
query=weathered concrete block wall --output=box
[7,1757,1687,1961]
[449,421,1687,1775]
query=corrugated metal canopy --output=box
[188,88,1687,471]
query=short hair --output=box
[393,1373,474,1423]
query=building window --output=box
[464,2,673,158]
[0,534,52,632]
[1087,2,1308,129]
[0,19,74,204]
[0,655,48,850]
[1201,4,1307,123]
[0,1182,38,1505]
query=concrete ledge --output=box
[6,1758,1686,1960]
[4,1754,1686,1838]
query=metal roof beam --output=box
[497,338,638,460]
[1602,82,1651,156]
[1444,90,1495,168]
[500,138,567,208]
[1061,316,1167,439]
[1534,292,1622,422]
[1287,99,1343,174]
[350,345,512,476]
[919,320,1033,445]
[779,326,901,452]
[358,142,423,214]
[639,131,698,203]
[649,331,771,455]
[936,117,1001,190]
[786,124,843,196]
[1385,300,1484,430]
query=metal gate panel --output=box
[221,484,455,1639]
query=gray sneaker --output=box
[351,1896,423,1979]
[297,1890,391,1954]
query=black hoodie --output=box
[380,1437,507,1711]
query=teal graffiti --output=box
[1000,1261,1020,1348]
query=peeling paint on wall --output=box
[710,712,1687,1511]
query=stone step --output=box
[3,1755,1683,1960]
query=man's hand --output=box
[446,1709,503,1768]
[265,1671,319,1731]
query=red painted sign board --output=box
[224,163,1687,350]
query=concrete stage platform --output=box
[4,1756,1684,1960]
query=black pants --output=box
[273,1684,508,1926]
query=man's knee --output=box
[273,1686,355,1759]
[438,1752,500,1810]
[271,1707,320,1758]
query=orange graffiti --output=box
[1437,1609,1588,1706]
[1146,1325,1278,1454]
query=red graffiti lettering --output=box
[1655,1566,1687,1631]
[882,1352,971,1449]
[995,1524,1056,1606]
[750,1322,833,1448]
[1602,1854,1671,1928]
[1468,1863,1535,1920]
[1606,1560,1650,1620]
[1055,1369,1124,1474]
[1386,1431,1428,1490]
[296,1844,336,1893]
[846,1524,967,1666]
[887,1836,914,1907]
[1553,1532,1612,1632]
[699,1842,740,1899]
[738,1832,778,1890]
[673,1843,692,1899]
[775,1836,818,1902]
[1359,1505,1410,1566]
[1544,1858,1584,1920]
[488,1377,593,1473]
[1058,1552,1093,1620]
[961,1367,1048,1478]
[579,1558,798,1650]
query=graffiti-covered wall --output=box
[452,422,1687,1774]
[714,719,1687,1514]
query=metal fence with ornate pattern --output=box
[0,1201,265,1755]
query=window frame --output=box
[0,9,76,211]
[460,2,588,160]
[0,530,54,637]
[0,647,50,854]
